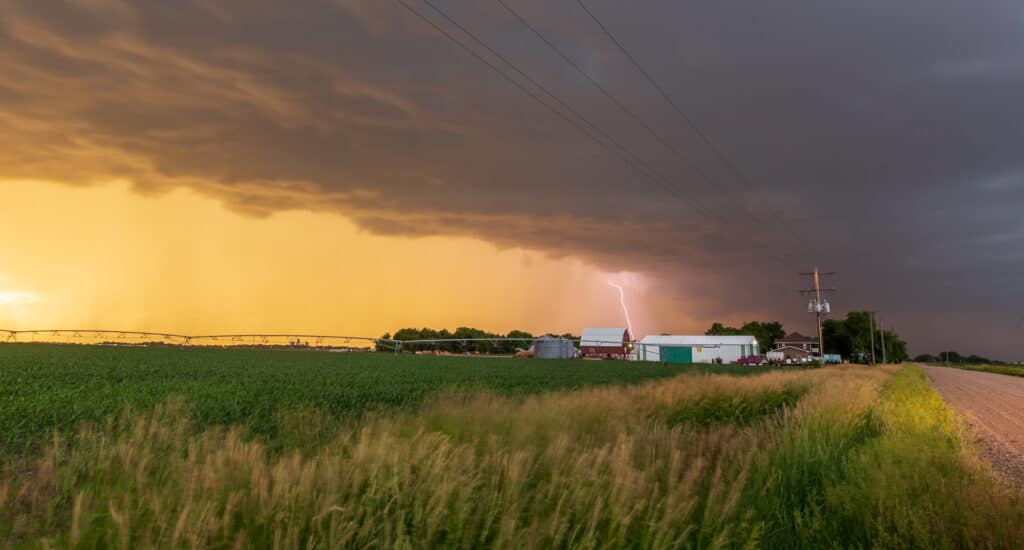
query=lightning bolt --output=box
[607,280,634,337]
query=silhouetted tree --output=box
[704,321,786,350]
[823,312,908,363]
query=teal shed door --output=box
[662,346,693,364]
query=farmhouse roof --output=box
[639,334,757,346]
[777,332,818,343]
[774,345,814,353]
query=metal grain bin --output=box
[533,335,575,359]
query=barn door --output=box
[662,346,693,364]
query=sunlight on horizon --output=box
[0,180,691,338]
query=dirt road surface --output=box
[924,365,1024,486]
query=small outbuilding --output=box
[580,327,631,359]
[636,335,759,364]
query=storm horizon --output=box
[2,1,1022,360]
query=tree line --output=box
[705,311,909,363]
[912,351,1012,366]
[377,327,579,354]
[378,312,911,362]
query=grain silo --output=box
[533,335,576,359]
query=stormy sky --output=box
[2,0,1023,358]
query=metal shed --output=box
[636,335,759,364]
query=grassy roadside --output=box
[2,365,1021,548]
[931,362,1024,378]
[765,364,1024,548]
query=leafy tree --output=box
[705,323,740,336]
[380,326,577,355]
[385,327,534,353]
[963,354,1004,365]
[506,330,533,339]
[391,328,428,352]
[705,321,786,350]
[452,326,489,353]
[913,354,939,363]
[504,330,536,353]
[375,333,392,352]
[882,329,909,363]
[823,312,908,363]
[742,321,786,350]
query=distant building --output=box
[532,335,576,359]
[580,327,631,359]
[636,335,759,364]
[773,332,820,360]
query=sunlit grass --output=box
[2,365,1021,548]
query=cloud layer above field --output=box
[2,1,1023,356]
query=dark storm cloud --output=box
[2,0,1022,357]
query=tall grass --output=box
[817,366,1024,547]
[751,365,1024,548]
[2,366,1021,548]
[937,363,1024,378]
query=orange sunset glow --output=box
[1,180,681,338]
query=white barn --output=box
[635,335,759,364]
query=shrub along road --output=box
[924,364,1024,486]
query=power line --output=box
[868,311,877,365]
[574,0,751,191]
[396,0,806,284]
[573,0,819,252]
[493,0,731,215]
[396,0,727,224]
[879,318,887,364]
[495,0,817,267]
[495,0,799,237]
[421,0,746,224]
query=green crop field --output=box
[0,344,777,453]
[2,346,1023,548]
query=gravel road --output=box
[923,365,1024,487]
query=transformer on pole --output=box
[799,266,836,358]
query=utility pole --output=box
[800,266,836,358]
[879,319,887,364]
[868,311,877,365]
